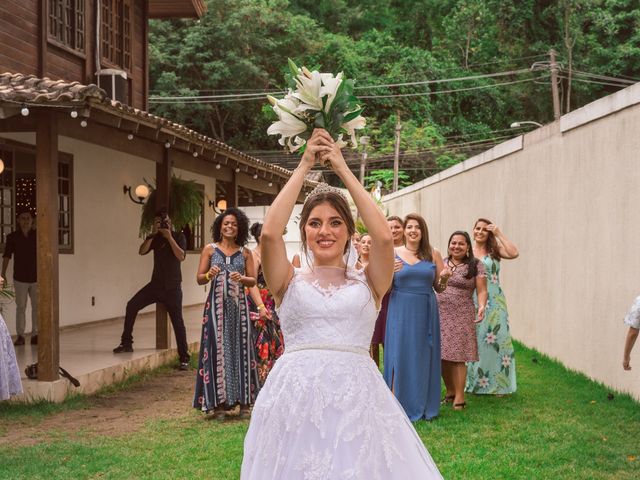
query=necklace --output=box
[447,258,464,272]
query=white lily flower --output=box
[341,115,366,148]
[320,72,343,113]
[292,69,323,111]
[267,104,308,148]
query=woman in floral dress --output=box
[247,222,284,386]
[466,218,519,395]
[193,208,258,419]
[437,231,487,410]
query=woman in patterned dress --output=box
[466,218,519,396]
[193,208,258,419]
[0,276,22,401]
[247,222,285,385]
[437,231,487,410]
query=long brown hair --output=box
[403,213,433,262]
[299,191,356,260]
[475,217,501,261]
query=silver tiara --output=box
[304,183,348,204]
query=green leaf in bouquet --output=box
[314,114,326,129]
[343,107,364,124]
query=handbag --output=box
[24,363,80,387]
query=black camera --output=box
[159,213,169,230]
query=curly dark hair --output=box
[250,222,263,244]
[211,207,250,246]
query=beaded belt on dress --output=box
[286,344,370,356]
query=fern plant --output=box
[139,176,203,237]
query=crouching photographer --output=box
[113,208,190,370]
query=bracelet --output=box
[257,304,266,311]
[205,272,212,281]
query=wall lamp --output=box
[510,121,542,128]
[208,198,228,214]
[123,184,150,204]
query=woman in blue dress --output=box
[384,213,451,421]
[193,207,258,419]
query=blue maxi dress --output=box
[384,258,441,421]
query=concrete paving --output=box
[11,304,204,403]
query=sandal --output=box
[453,402,466,410]
[440,395,455,405]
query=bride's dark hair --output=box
[299,191,355,262]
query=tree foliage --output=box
[149,0,640,184]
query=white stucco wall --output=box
[382,82,640,400]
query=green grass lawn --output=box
[1,341,639,479]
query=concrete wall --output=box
[382,82,640,401]
[0,132,301,334]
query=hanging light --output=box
[164,141,171,149]
[235,167,240,173]
[192,151,198,157]
[253,173,258,179]
[268,182,273,187]
[80,119,88,128]
[215,164,221,170]
[70,110,78,118]
[21,105,29,116]
[127,133,134,140]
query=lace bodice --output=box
[277,266,377,351]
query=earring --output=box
[466,250,470,257]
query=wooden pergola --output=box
[0,72,314,382]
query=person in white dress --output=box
[241,129,443,479]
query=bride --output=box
[241,129,442,479]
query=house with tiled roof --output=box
[0,0,309,392]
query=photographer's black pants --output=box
[120,282,190,363]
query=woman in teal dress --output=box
[384,213,450,421]
[466,218,519,395]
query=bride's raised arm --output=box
[261,130,333,303]
[318,131,394,301]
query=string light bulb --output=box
[215,164,221,170]
[127,133,134,140]
[21,105,29,116]
[192,151,198,157]
[253,173,258,179]
[235,167,240,173]
[268,182,273,187]
[164,141,171,149]
[80,119,87,127]
[70,110,78,118]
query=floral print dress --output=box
[465,255,517,394]
[247,266,285,385]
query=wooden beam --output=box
[36,111,59,381]
[155,148,171,350]
[236,172,278,196]
[38,0,47,77]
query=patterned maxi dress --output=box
[437,260,485,362]
[247,266,285,386]
[193,245,259,411]
[465,255,517,394]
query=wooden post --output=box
[393,111,402,192]
[155,148,171,350]
[36,111,59,381]
[228,168,238,208]
[549,49,561,121]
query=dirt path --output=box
[1,368,199,447]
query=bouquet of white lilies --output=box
[267,59,366,161]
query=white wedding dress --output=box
[241,266,442,480]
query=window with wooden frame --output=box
[101,0,133,71]
[181,184,205,253]
[48,0,86,53]
[0,141,74,253]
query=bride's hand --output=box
[317,134,347,172]
[300,129,333,170]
